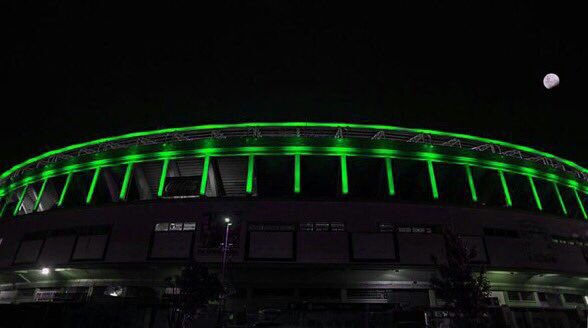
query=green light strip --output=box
[13,185,29,216]
[573,189,587,220]
[465,165,478,202]
[246,155,254,194]
[86,167,101,204]
[3,122,587,186]
[294,154,301,194]
[0,192,13,218]
[340,155,349,195]
[200,156,210,196]
[553,182,568,216]
[2,142,588,197]
[33,179,48,212]
[528,176,543,211]
[427,160,439,199]
[158,159,169,197]
[57,173,73,207]
[498,170,512,207]
[119,163,134,201]
[384,158,395,196]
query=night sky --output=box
[3,2,586,173]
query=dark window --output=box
[535,179,566,216]
[561,186,585,220]
[435,163,470,205]
[347,157,387,198]
[505,172,536,212]
[255,156,294,197]
[473,167,504,207]
[300,156,340,197]
[393,159,432,201]
[90,165,126,205]
[563,294,584,304]
[62,171,93,208]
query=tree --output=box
[430,230,491,328]
[165,260,223,328]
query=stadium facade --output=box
[1,122,588,327]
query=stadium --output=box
[0,122,587,327]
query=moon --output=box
[543,73,560,89]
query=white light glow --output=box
[543,73,560,89]
[41,268,50,275]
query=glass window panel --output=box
[255,156,294,197]
[347,157,387,198]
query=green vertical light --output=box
[13,185,29,216]
[498,170,512,207]
[427,160,439,200]
[553,182,568,216]
[465,165,478,202]
[573,189,587,220]
[200,156,210,196]
[158,159,170,197]
[246,155,254,194]
[384,158,395,196]
[57,173,73,207]
[340,155,349,195]
[85,167,102,204]
[33,179,48,212]
[527,176,542,211]
[119,163,134,201]
[0,192,13,218]
[294,154,301,194]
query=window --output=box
[563,294,584,304]
[299,222,345,232]
[154,222,197,232]
[347,157,387,198]
[507,291,535,302]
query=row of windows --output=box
[1,156,587,220]
[507,290,586,305]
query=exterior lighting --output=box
[41,267,50,275]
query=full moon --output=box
[543,73,560,89]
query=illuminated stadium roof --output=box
[1,122,587,219]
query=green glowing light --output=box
[200,156,210,196]
[86,167,101,204]
[3,122,588,186]
[465,165,478,202]
[119,163,134,201]
[553,182,568,216]
[246,155,255,194]
[498,170,512,207]
[33,179,48,212]
[384,158,395,196]
[427,160,439,200]
[57,173,73,207]
[294,154,301,194]
[13,185,29,216]
[0,192,13,218]
[573,189,587,220]
[528,176,542,211]
[158,159,169,197]
[340,155,349,195]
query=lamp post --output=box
[219,217,232,327]
[221,217,232,282]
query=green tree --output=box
[431,230,491,327]
[166,261,223,328]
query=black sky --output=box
[2,1,586,172]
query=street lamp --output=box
[219,217,232,326]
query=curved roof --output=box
[1,122,587,186]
